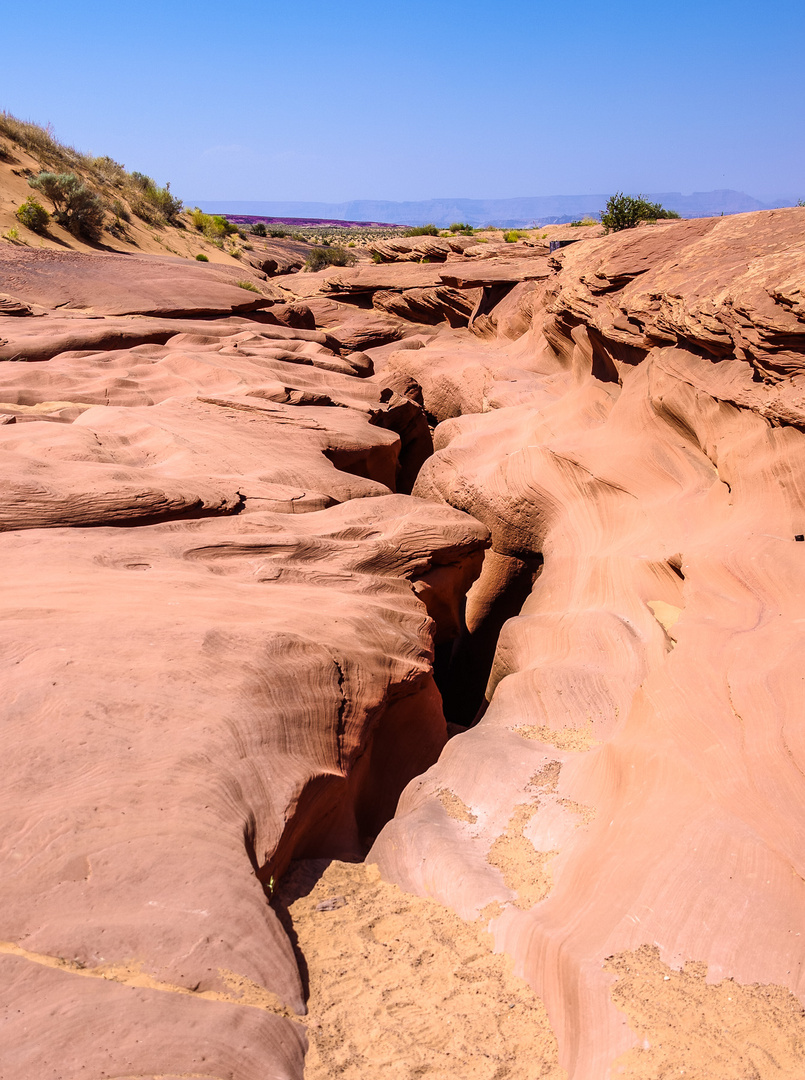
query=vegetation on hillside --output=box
[28,172,105,239]
[15,196,49,234]
[190,208,238,241]
[601,193,681,232]
[0,110,185,239]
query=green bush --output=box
[601,193,680,232]
[190,209,238,240]
[235,279,259,291]
[28,171,105,239]
[195,253,209,261]
[129,179,182,224]
[403,224,439,236]
[15,196,50,233]
[503,229,524,243]
[250,222,267,236]
[305,245,357,271]
[448,221,474,235]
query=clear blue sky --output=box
[1,0,803,203]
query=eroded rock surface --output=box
[370,207,805,1077]
[4,208,805,1079]
[0,249,489,1078]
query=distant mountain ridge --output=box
[195,190,798,228]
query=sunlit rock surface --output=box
[370,208,805,1077]
[3,210,805,1077]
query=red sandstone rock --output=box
[0,247,490,1078]
[370,207,805,1077]
[5,210,805,1077]
[0,247,274,316]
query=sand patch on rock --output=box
[606,944,805,1079]
[281,859,565,1079]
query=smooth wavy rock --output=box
[370,207,805,1077]
[0,252,490,1078]
[0,247,274,316]
[0,496,487,1077]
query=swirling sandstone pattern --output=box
[370,208,805,1077]
[0,248,489,1078]
[3,209,805,1078]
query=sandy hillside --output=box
[0,117,245,264]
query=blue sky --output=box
[1,0,803,202]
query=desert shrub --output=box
[269,228,287,237]
[28,171,105,239]
[448,221,474,234]
[130,171,153,190]
[15,196,50,233]
[195,253,209,261]
[129,179,182,224]
[305,245,357,271]
[250,222,267,236]
[0,141,15,162]
[28,171,77,214]
[601,193,680,232]
[190,209,237,239]
[65,186,106,239]
[4,226,21,242]
[90,155,127,185]
[235,279,259,292]
[403,224,439,236]
[111,198,130,222]
[503,229,523,243]
[347,241,356,247]
[569,217,598,227]
[371,251,383,263]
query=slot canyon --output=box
[2,207,805,1079]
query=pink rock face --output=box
[0,247,274,316]
[0,250,489,1078]
[370,207,805,1076]
[5,208,805,1077]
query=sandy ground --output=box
[280,855,805,1079]
[279,859,565,1079]
[605,945,805,1079]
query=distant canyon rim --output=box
[1,129,805,1080]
